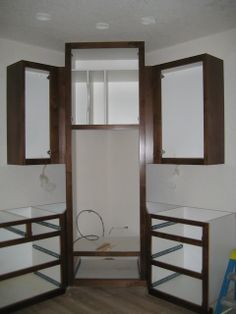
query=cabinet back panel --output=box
[25,69,50,159]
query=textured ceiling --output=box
[0,0,236,52]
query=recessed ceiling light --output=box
[141,16,156,25]
[36,12,51,21]
[96,22,109,30]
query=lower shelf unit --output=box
[0,205,66,313]
[147,204,236,313]
[74,236,141,281]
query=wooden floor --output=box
[14,286,195,314]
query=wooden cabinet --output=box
[68,43,142,129]
[147,203,235,313]
[0,204,66,312]
[7,61,65,165]
[65,41,147,284]
[72,69,139,125]
[147,54,224,165]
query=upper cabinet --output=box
[66,43,143,128]
[149,54,224,165]
[7,61,65,165]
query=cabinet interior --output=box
[71,48,139,125]
[148,204,235,312]
[68,43,144,281]
[7,61,64,165]
[0,205,66,311]
[161,62,204,159]
[25,68,50,159]
[72,129,140,279]
[150,53,224,165]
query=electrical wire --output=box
[73,209,105,243]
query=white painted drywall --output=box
[146,28,236,212]
[0,38,66,210]
[161,64,204,158]
[72,129,140,238]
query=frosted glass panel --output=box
[161,63,204,158]
[25,69,50,159]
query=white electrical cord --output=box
[73,209,105,243]
[39,165,56,192]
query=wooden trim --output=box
[144,66,154,163]
[25,158,51,165]
[65,41,74,285]
[57,67,66,164]
[151,260,203,279]
[151,66,162,164]
[74,278,146,287]
[66,41,144,50]
[26,222,32,237]
[50,66,60,163]
[18,60,56,72]
[60,214,67,286]
[7,61,25,164]
[202,224,209,310]
[74,251,139,257]
[138,41,147,280]
[0,213,61,228]
[0,260,61,281]
[146,215,152,288]
[0,231,60,248]
[150,213,207,227]
[203,55,224,164]
[71,124,139,130]
[151,231,203,246]
[152,54,208,71]
[161,158,204,165]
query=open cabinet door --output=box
[147,54,224,166]
[7,61,65,165]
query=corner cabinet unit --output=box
[0,204,66,313]
[147,54,224,165]
[147,204,236,313]
[66,42,144,129]
[7,61,65,165]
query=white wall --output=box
[0,38,66,210]
[146,28,236,212]
[107,130,139,236]
[72,129,140,238]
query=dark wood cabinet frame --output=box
[7,60,65,165]
[146,54,224,165]
[147,213,211,314]
[64,41,148,285]
[0,212,66,313]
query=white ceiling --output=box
[0,0,236,53]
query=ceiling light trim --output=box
[141,16,156,25]
[96,22,110,30]
[36,12,52,21]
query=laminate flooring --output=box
[14,286,196,314]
